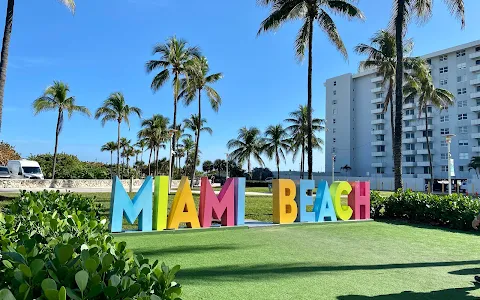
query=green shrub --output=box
[0,191,182,299]
[246,180,270,187]
[371,190,480,231]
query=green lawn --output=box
[119,221,480,299]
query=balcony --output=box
[371,97,384,104]
[404,114,415,120]
[471,105,480,112]
[371,141,386,146]
[371,162,385,168]
[472,119,480,126]
[472,133,480,139]
[417,137,433,143]
[371,108,384,114]
[371,76,383,83]
[471,92,480,99]
[402,138,416,144]
[471,65,480,73]
[403,174,417,178]
[372,130,386,135]
[403,103,415,109]
[471,78,480,86]
[404,150,416,155]
[417,149,433,155]
[371,119,386,125]
[403,126,414,132]
[403,162,417,167]
[417,161,430,167]
[417,174,431,179]
[417,124,433,131]
[473,146,480,152]
[470,52,480,59]
[372,152,386,157]
[371,87,383,93]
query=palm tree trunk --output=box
[248,157,251,178]
[389,79,395,155]
[0,0,14,132]
[52,108,62,180]
[110,151,113,178]
[394,0,405,190]
[116,121,121,177]
[148,148,152,176]
[276,148,280,179]
[301,143,305,179]
[155,146,160,176]
[425,108,433,192]
[306,17,314,180]
[171,73,178,175]
[191,89,201,187]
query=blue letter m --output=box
[109,176,153,233]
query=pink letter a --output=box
[199,177,235,227]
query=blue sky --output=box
[1,0,480,172]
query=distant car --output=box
[0,166,10,178]
[7,160,44,179]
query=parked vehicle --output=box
[0,166,11,178]
[7,160,44,179]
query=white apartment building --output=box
[325,40,480,182]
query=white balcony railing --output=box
[404,114,415,120]
[371,119,386,125]
[471,105,480,112]
[472,119,480,126]
[470,65,480,73]
[371,108,384,114]
[417,174,431,179]
[403,126,414,132]
[470,52,480,59]
[371,76,383,83]
[371,97,384,104]
[417,149,433,155]
[416,137,433,143]
[372,152,386,157]
[371,141,386,146]
[371,162,385,168]
[417,161,430,167]
[471,78,480,86]
[372,130,386,135]
[403,162,417,167]
[371,87,383,93]
[403,103,415,109]
[473,146,480,152]
[403,150,416,155]
[417,124,433,131]
[471,92,480,99]
[402,138,416,144]
[472,133,480,139]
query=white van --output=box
[7,160,44,179]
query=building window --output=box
[440,128,450,135]
[377,145,385,152]
[421,106,432,113]
[405,167,415,175]
[376,93,384,98]
[440,153,448,160]
[458,113,468,120]
[406,156,416,162]
[333,109,337,115]
[460,166,465,172]
[441,141,447,147]
[459,140,468,146]
[377,114,385,120]
[405,132,415,139]
[333,138,336,143]
[439,54,448,61]
[332,147,336,153]
[376,167,385,174]
[458,100,467,107]
[458,126,468,134]
[423,130,433,137]
[332,100,337,105]
[456,50,466,57]
[333,119,336,124]
[477,59,480,65]
[440,67,449,74]
[440,115,449,123]
[406,144,415,150]
[457,75,467,82]
[376,135,384,141]
[477,86,480,92]
[376,83,382,88]
[440,79,448,85]
[375,124,385,130]
[423,167,431,174]
[376,103,384,109]
[457,62,467,70]
[332,128,336,134]
[459,153,469,160]
[441,166,448,172]
[333,90,336,95]
[457,88,467,95]
[333,81,336,86]
[405,109,415,116]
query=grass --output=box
[118,221,480,299]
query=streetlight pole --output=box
[446,134,455,195]
[225,153,229,179]
[332,153,336,184]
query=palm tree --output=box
[33,81,90,180]
[0,0,75,132]
[468,157,480,179]
[354,30,413,154]
[183,114,213,185]
[284,105,325,179]
[227,127,265,175]
[134,139,148,164]
[138,114,169,176]
[263,124,289,179]
[123,146,136,177]
[340,164,352,177]
[101,141,117,176]
[145,36,200,172]
[182,56,222,186]
[95,92,142,176]
[202,160,214,173]
[119,138,131,178]
[176,145,185,170]
[391,0,465,190]
[258,0,364,180]
[404,58,454,192]
[181,137,195,175]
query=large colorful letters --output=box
[109,177,371,232]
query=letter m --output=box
[199,177,235,227]
[109,176,153,233]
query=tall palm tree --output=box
[123,146,136,175]
[227,127,265,175]
[134,139,148,164]
[145,36,200,172]
[101,141,117,176]
[95,92,142,176]
[176,145,185,170]
[354,30,413,154]
[182,56,222,185]
[181,137,195,175]
[0,0,75,132]
[258,0,364,180]
[138,114,169,176]
[404,58,454,192]
[33,81,90,180]
[263,124,289,179]
[391,0,465,189]
[119,137,131,178]
[284,105,325,179]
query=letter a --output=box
[153,176,169,231]
[272,179,297,224]
[199,177,235,227]
[330,181,353,221]
[167,177,200,229]
[313,181,337,222]
[348,182,371,220]
[109,176,153,233]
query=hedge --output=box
[246,180,271,188]
[371,190,480,231]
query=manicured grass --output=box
[118,221,480,299]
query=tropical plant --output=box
[183,114,212,184]
[404,58,454,192]
[390,0,465,189]
[0,141,20,165]
[175,145,185,170]
[181,138,195,175]
[100,141,117,176]
[118,138,131,178]
[0,1,75,132]
[227,127,265,175]
[284,105,325,179]
[202,160,214,173]
[213,159,226,177]
[138,114,169,176]
[122,146,136,177]
[134,139,148,164]
[182,56,222,186]
[354,30,413,153]
[258,0,364,180]
[33,81,91,180]
[340,164,352,176]
[263,124,289,179]
[468,157,480,178]
[146,36,200,172]
[95,92,142,176]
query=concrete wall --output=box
[0,179,188,190]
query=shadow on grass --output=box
[337,286,479,299]
[450,268,480,276]
[177,260,480,281]
[135,244,245,256]
[376,219,477,236]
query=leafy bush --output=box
[0,141,21,166]
[246,180,270,187]
[0,191,182,299]
[371,190,480,231]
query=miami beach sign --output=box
[109,176,370,233]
